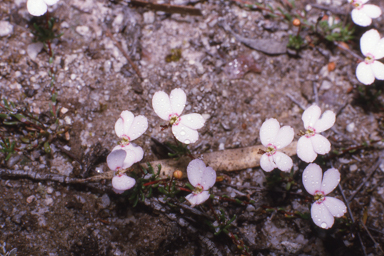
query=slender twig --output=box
[348,158,382,203]
[313,81,319,106]
[360,219,384,254]
[105,28,143,81]
[286,93,306,110]
[338,183,368,256]
[310,3,347,15]
[334,41,364,61]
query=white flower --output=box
[259,118,294,172]
[27,0,59,16]
[185,159,216,207]
[113,110,147,167]
[348,0,382,27]
[297,105,335,163]
[152,88,205,144]
[355,29,384,85]
[106,149,136,194]
[302,163,347,229]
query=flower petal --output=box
[356,62,375,85]
[361,4,382,19]
[372,61,384,80]
[170,88,186,116]
[152,91,173,121]
[124,144,144,163]
[172,123,199,144]
[302,105,321,129]
[273,152,293,172]
[115,111,134,138]
[351,9,372,27]
[323,197,347,218]
[321,168,340,195]
[201,166,216,190]
[311,202,334,229]
[273,125,294,149]
[43,0,59,5]
[360,29,381,56]
[112,174,136,191]
[372,38,384,60]
[259,118,280,146]
[185,191,210,207]
[311,134,331,155]
[297,136,317,163]
[27,0,47,16]
[313,110,336,133]
[187,159,208,187]
[260,154,276,172]
[180,113,205,130]
[112,146,137,168]
[107,149,126,171]
[126,115,148,141]
[302,163,323,195]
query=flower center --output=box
[169,113,181,126]
[193,184,204,195]
[119,135,130,146]
[364,54,375,65]
[352,1,362,9]
[314,191,325,203]
[305,126,316,138]
[266,144,277,156]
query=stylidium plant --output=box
[107,149,136,194]
[348,0,382,27]
[356,29,384,85]
[185,159,216,207]
[113,110,148,168]
[152,88,205,144]
[302,163,347,229]
[27,0,59,16]
[297,105,336,163]
[259,118,294,172]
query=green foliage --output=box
[0,137,17,162]
[165,48,182,63]
[318,19,354,42]
[165,140,191,159]
[208,209,237,236]
[287,34,304,50]
[32,17,63,43]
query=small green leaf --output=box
[44,141,51,153]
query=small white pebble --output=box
[349,164,358,172]
[60,107,69,114]
[346,122,355,133]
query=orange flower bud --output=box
[173,170,183,179]
[293,18,301,27]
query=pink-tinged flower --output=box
[27,0,59,16]
[348,0,382,27]
[356,29,384,85]
[107,149,136,194]
[114,111,147,167]
[152,88,205,144]
[185,159,216,207]
[297,105,335,163]
[259,118,294,172]
[302,163,346,229]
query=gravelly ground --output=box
[1,0,384,255]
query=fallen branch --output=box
[130,0,202,16]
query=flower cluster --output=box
[106,111,148,193]
[27,0,59,16]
